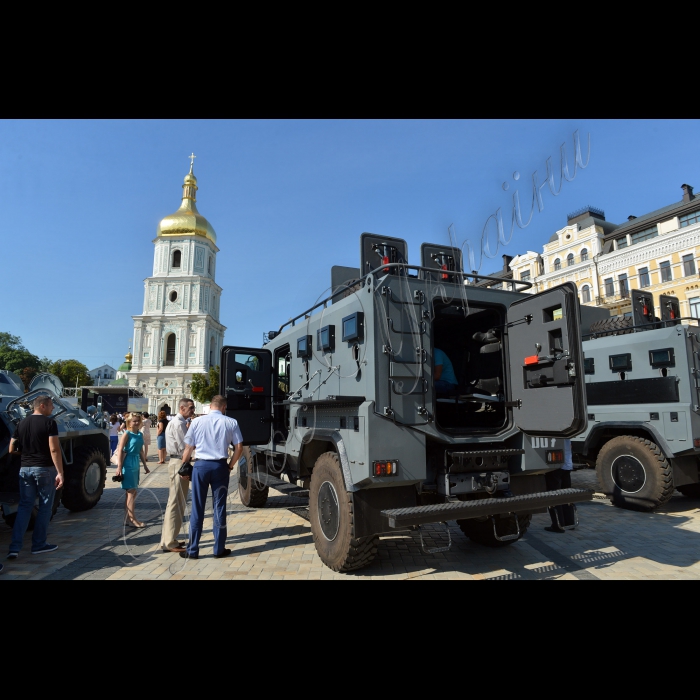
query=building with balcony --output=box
[507,184,700,319]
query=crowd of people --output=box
[2,396,243,572]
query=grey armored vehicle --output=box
[0,371,109,525]
[572,289,700,511]
[222,233,594,572]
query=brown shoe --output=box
[161,545,187,553]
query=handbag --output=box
[178,461,193,478]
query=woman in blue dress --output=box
[115,413,150,528]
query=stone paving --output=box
[3,433,700,580]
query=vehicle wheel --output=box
[309,451,377,572]
[589,315,634,337]
[2,486,63,530]
[596,435,673,511]
[238,447,269,508]
[457,513,531,547]
[677,483,700,498]
[61,446,107,512]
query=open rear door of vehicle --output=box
[506,282,587,438]
[220,346,272,445]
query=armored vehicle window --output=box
[235,354,260,370]
[342,312,364,342]
[317,325,335,353]
[649,348,675,369]
[609,354,632,372]
[297,335,312,358]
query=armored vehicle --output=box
[0,371,110,526]
[222,233,595,572]
[572,289,700,511]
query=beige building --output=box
[508,184,700,320]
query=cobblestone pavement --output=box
[3,434,700,580]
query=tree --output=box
[19,366,39,391]
[0,347,41,374]
[0,332,22,349]
[190,365,220,404]
[47,359,92,388]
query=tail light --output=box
[373,460,398,476]
[441,264,448,280]
[251,386,264,393]
[546,450,564,464]
[382,255,390,272]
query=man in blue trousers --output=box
[179,395,243,559]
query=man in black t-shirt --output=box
[7,394,65,559]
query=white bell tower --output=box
[126,155,226,413]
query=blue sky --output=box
[2,119,698,371]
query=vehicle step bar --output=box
[254,472,309,499]
[381,488,594,529]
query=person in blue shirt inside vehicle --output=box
[434,348,459,393]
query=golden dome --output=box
[157,163,216,245]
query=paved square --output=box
[3,434,700,580]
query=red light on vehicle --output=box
[373,460,398,476]
[643,305,648,315]
[251,386,264,393]
[546,450,564,463]
[671,310,676,319]
[382,255,390,272]
[441,264,448,280]
[524,355,539,365]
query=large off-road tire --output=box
[61,446,107,512]
[596,435,673,511]
[238,447,269,508]
[589,315,634,337]
[457,513,532,547]
[309,452,377,572]
[2,486,63,529]
[677,483,700,498]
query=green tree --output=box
[48,359,92,388]
[0,332,22,349]
[0,347,41,374]
[190,365,220,404]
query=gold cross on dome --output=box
[189,152,196,169]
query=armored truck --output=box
[572,289,700,511]
[0,371,110,526]
[222,233,595,572]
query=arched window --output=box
[580,248,588,262]
[567,253,575,266]
[209,336,215,367]
[208,256,212,275]
[172,250,181,268]
[165,333,176,366]
[581,285,591,303]
[554,258,561,271]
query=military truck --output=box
[572,288,700,511]
[0,371,110,526]
[222,233,595,572]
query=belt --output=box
[169,454,183,458]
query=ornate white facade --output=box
[126,161,226,414]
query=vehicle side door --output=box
[506,283,587,438]
[220,346,272,445]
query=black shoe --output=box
[544,526,566,534]
[179,551,198,559]
[214,548,232,559]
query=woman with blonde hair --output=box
[115,412,150,527]
[156,410,168,464]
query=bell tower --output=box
[126,156,226,413]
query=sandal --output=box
[126,520,146,528]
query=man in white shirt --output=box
[159,399,195,553]
[179,395,243,559]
